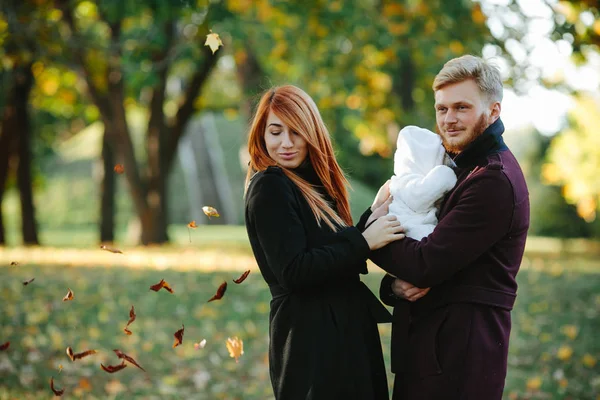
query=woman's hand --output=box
[391,278,431,302]
[362,215,405,250]
[371,180,391,211]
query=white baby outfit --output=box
[388,126,457,240]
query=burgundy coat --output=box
[360,119,530,399]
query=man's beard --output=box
[437,113,489,154]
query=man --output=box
[359,55,530,399]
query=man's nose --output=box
[444,109,458,124]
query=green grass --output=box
[1,256,599,399]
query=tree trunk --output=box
[393,53,416,112]
[12,65,38,245]
[99,128,116,243]
[0,99,18,245]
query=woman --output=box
[244,85,404,399]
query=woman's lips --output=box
[279,152,297,160]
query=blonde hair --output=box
[433,55,503,104]
[244,85,352,231]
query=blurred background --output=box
[0,0,599,399]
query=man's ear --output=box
[489,102,501,124]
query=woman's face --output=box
[264,111,308,169]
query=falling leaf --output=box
[23,278,35,286]
[173,324,184,348]
[113,349,145,371]
[123,305,136,336]
[149,279,174,294]
[202,206,220,218]
[100,245,123,254]
[113,164,124,174]
[194,339,207,350]
[187,220,198,242]
[204,30,223,54]
[63,288,74,302]
[101,361,127,373]
[66,346,97,361]
[233,270,251,284]
[0,342,9,351]
[208,281,227,302]
[50,377,65,396]
[58,364,63,373]
[226,337,244,363]
[10,261,18,266]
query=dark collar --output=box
[291,159,323,186]
[453,118,508,168]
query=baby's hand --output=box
[367,198,392,227]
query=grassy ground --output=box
[1,252,599,399]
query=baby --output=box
[388,125,457,240]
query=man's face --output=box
[434,79,500,154]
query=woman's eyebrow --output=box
[267,123,283,128]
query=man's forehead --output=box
[434,80,482,105]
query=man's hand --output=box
[371,180,391,211]
[391,278,430,302]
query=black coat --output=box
[362,119,530,400]
[245,164,392,400]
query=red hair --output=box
[245,85,352,231]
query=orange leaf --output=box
[194,339,207,350]
[0,341,9,351]
[225,336,244,363]
[149,279,174,294]
[233,270,251,284]
[100,245,123,254]
[63,288,74,302]
[123,327,132,335]
[22,278,35,286]
[66,346,97,361]
[173,324,184,348]
[101,361,127,373]
[202,206,220,218]
[50,377,65,396]
[187,220,198,228]
[113,164,124,174]
[208,281,227,302]
[113,349,145,371]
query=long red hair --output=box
[244,85,352,231]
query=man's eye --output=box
[437,108,446,112]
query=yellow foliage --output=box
[554,2,578,24]
[546,96,600,221]
[594,20,600,36]
[449,41,465,55]
[388,22,409,36]
[471,4,487,25]
[560,325,579,340]
[582,353,597,368]
[346,95,362,110]
[526,376,542,390]
[557,345,573,361]
[383,3,405,16]
[226,0,252,14]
